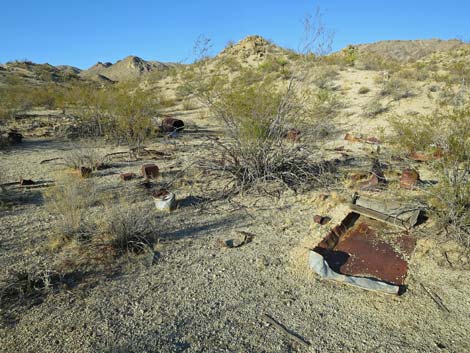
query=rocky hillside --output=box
[80,56,170,81]
[354,38,465,62]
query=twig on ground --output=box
[261,313,311,348]
[420,283,450,313]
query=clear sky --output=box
[1,0,469,69]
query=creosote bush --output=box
[201,73,337,194]
[389,107,470,247]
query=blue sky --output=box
[1,0,469,69]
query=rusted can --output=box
[152,189,176,211]
[141,164,159,179]
[120,172,136,181]
[161,117,184,133]
[400,169,420,189]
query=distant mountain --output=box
[352,39,465,62]
[80,56,169,81]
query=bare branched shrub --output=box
[100,203,159,254]
[389,107,470,247]
[199,77,337,194]
[62,142,108,170]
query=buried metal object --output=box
[310,196,423,294]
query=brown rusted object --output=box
[80,166,92,178]
[7,130,23,144]
[344,133,381,145]
[314,215,331,225]
[19,178,35,186]
[365,136,381,144]
[152,189,169,198]
[141,164,159,179]
[318,193,329,201]
[314,212,416,286]
[344,133,361,142]
[161,117,184,133]
[120,172,136,181]
[285,128,301,142]
[400,169,420,189]
[408,149,443,162]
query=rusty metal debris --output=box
[79,166,92,178]
[218,231,255,249]
[310,195,423,294]
[7,130,23,144]
[400,169,420,189]
[285,128,301,142]
[351,194,421,229]
[120,172,136,181]
[313,215,331,225]
[350,159,386,191]
[161,117,184,133]
[344,133,381,145]
[408,149,443,162]
[141,164,159,179]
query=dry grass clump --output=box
[389,106,470,247]
[100,202,159,254]
[45,174,98,243]
[363,97,388,118]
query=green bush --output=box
[389,107,470,247]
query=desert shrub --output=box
[312,65,338,89]
[389,107,470,247]
[201,76,337,193]
[101,203,158,254]
[309,88,343,120]
[363,97,388,118]
[380,78,415,101]
[358,86,371,94]
[45,174,98,242]
[62,143,109,170]
[354,52,400,72]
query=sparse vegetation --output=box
[389,106,470,247]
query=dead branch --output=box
[261,313,311,348]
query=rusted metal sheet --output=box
[161,117,184,133]
[313,212,416,287]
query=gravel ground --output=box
[1,117,469,353]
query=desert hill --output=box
[353,38,465,62]
[80,56,170,81]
